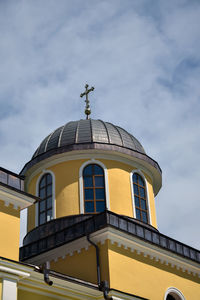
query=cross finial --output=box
[80,83,95,119]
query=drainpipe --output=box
[41,261,53,286]
[87,235,112,300]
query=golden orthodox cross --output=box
[80,83,95,119]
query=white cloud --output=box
[0,0,199,249]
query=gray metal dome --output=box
[33,119,145,159]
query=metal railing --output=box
[0,167,24,191]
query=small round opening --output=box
[167,295,176,300]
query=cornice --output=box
[23,227,200,279]
[0,185,35,210]
[24,150,161,195]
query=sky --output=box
[0,0,200,249]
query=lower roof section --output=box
[0,256,148,300]
[20,211,200,268]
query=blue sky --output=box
[0,0,200,248]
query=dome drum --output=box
[21,120,162,196]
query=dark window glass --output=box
[95,176,104,187]
[39,200,45,212]
[83,164,106,213]
[83,165,92,176]
[38,173,53,225]
[138,175,144,187]
[40,177,46,188]
[135,197,140,207]
[95,189,105,200]
[84,189,94,200]
[139,187,145,198]
[133,173,149,223]
[47,197,52,209]
[47,174,52,184]
[133,173,138,182]
[40,188,45,199]
[136,209,141,220]
[142,211,148,223]
[84,177,93,187]
[94,165,103,175]
[96,201,106,212]
[141,199,146,210]
[39,212,45,225]
[85,201,94,212]
[47,185,52,196]
[134,185,139,195]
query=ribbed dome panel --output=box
[60,122,77,147]
[32,119,145,159]
[46,126,63,152]
[91,119,109,143]
[104,122,123,146]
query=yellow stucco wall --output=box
[50,241,109,284]
[0,200,20,260]
[27,158,157,232]
[108,241,200,300]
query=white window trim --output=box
[130,169,152,225]
[35,169,56,227]
[79,159,110,214]
[164,287,185,300]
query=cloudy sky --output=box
[0,0,200,249]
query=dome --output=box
[21,119,161,182]
[32,119,145,158]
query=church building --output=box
[0,85,199,300]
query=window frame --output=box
[79,159,110,214]
[35,170,55,227]
[83,164,106,213]
[130,170,152,225]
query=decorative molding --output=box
[24,226,200,278]
[79,159,110,213]
[25,150,158,194]
[0,185,35,210]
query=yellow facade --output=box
[108,241,200,300]
[27,157,157,231]
[50,241,110,285]
[0,199,20,261]
[45,237,200,300]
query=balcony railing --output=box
[20,211,200,264]
[0,166,24,191]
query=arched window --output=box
[132,172,149,223]
[38,173,53,225]
[83,164,106,213]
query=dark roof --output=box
[32,119,145,159]
[20,211,200,264]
